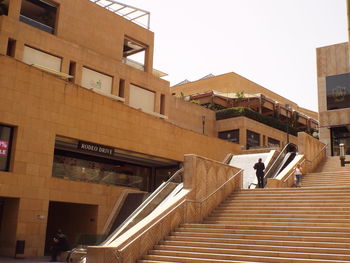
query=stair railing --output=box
[282,144,327,185]
[303,143,328,173]
[186,168,243,204]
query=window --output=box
[0,0,9,16]
[81,67,113,94]
[129,84,155,113]
[331,126,350,156]
[119,79,125,98]
[218,129,239,144]
[247,130,260,149]
[6,39,16,57]
[22,45,61,71]
[268,137,280,147]
[326,73,350,110]
[160,94,165,115]
[123,38,147,71]
[20,0,58,34]
[0,124,14,172]
[68,61,76,83]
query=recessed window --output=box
[247,130,260,149]
[68,61,76,83]
[129,84,155,113]
[123,38,147,71]
[268,137,280,147]
[0,0,9,16]
[22,45,62,71]
[119,79,125,98]
[160,94,165,115]
[81,67,113,94]
[20,0,58,34]
[218,129,239,144]
[6,39,16,57]
[0,124,14,172]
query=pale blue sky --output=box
[125,0,348,112]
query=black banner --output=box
[326,73,350,110]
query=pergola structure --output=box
[90,0,150,29]
[189,90,318,133]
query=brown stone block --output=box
[26,164,40,176]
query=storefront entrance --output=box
[53,137,180,192]
[0,197,19,256]
[331,126,350,156]
[45,201,98,255]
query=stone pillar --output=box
[8,0,21,19]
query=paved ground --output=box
[0,256,53,263]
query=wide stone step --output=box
[221,201,350,207]
[159,240,350,255]
[172,230,350,243]
[178,224,350,235]
[145,249,350,262]
[215,206,350,212]
[205,216,350,223]
[166,235,350,249]
[139,255,262,263]
[210,212,350,219]
[229,195,350,200]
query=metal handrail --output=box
[187,168,243,204]
[100,168,183,246]
[305,143,328,163]
[282,144,327,183]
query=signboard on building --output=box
[326,73,350,110]
[77,141,114,156]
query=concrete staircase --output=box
[138,186,350,262]
[301,156,350,187]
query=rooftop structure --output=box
[90,0,150,29]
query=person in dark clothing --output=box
[254,158,265,188]
[50,229,70,262]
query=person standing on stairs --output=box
[294,163,303,187]
[254,158,265,188]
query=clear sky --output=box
[125,0,348,112]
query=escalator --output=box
[264,143,298,182]
[68,169,184,262]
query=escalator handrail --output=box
[100,168,184,246]
[264,143,296,180]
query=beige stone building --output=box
[171,73,318,150]
[0,0,318,259]
[317,42,350,156]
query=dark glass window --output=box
[20,0,57,34]
[268,137,280,147]
[331,126,350,156]
[218,129,240,144]
[52,150,151,191]
[326,73,350,110]
[0,124,14,172]
[0,0,9,16]
[247,130,260,149]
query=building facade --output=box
[0,0,240,258]
[317,42,350,156]
[171,74,318,150]
[0,0,320,258]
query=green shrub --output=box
[216,107,299,136]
